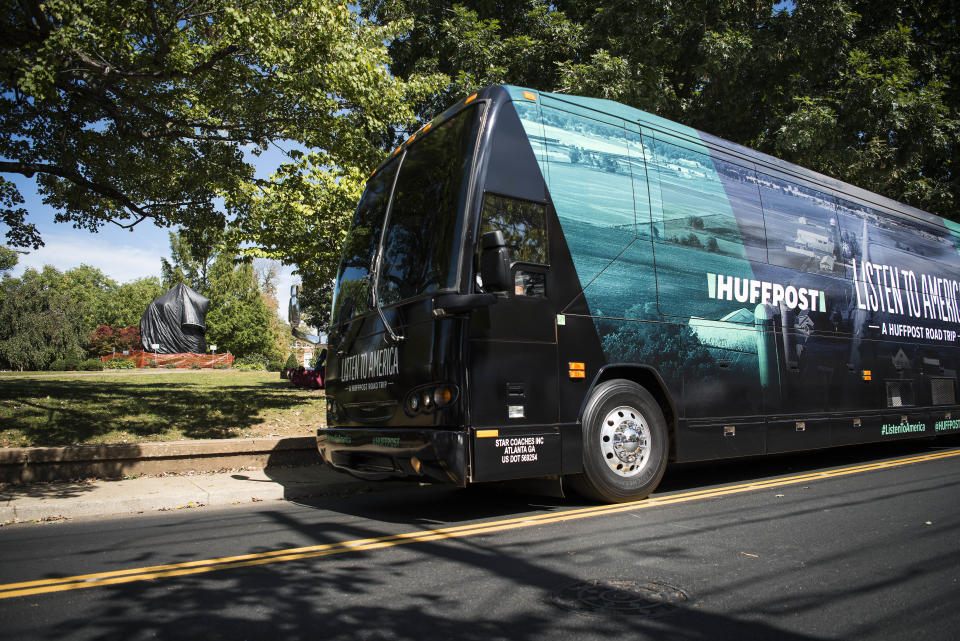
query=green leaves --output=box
[1,0,438,248]
[370,0,958,218]
[228,151,366,329]
[0,266,91,370]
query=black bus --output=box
[310,85,960,502]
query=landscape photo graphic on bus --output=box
[507,86,960,418]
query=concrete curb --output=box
[0,437,320,484]
[0,465,392,524]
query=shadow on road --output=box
[7,436,960,640]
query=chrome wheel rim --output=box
[599,405,650,478]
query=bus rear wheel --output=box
[569,379,668,503]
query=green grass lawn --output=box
[0,370,325,447]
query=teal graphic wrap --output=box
[505,86,764,411]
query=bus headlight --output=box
[403,383,458,416]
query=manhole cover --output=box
[551,580,689,618]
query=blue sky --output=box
[6,145,300,320]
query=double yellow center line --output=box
[2,446,958,600]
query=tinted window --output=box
[479,193,548,265]
[715,157,767,262]
[758,175,843,276]
[540,107,636,251]
[377,106,480,306]
[835,198,867,281]
[650,139,762,259]
[330,160,398,324]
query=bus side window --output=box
[649,138,763,261]
[835,198,866,281]
[758,175,843,277]
[478,193,548,296]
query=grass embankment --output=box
[0,370,325,448]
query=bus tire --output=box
[569,379,668,503]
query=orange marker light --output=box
[465,93,477,104]
[863,370,872,381]
[423,122,432,132]
[569,362,586,379]
[523,90,537,101]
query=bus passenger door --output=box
[467,193,560,481]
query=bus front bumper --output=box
[317,428,469,486]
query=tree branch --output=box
[0,160,152,219]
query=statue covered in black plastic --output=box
[140,284,211,354]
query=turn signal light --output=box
[863,370,872,381]
[569,362,586,379]
[433,386,453,406]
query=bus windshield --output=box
[331,104,481,325]
[376,105,481,306]
[330,159,398,326]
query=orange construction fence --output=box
[101,350,235,369]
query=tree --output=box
[363,1,958,219]
[88,324,140,356]
[161,230,218,292]
[162,230,284,359]
[98,277,166,328]
[255,259,293,363]
[60,264,116,333]
[361,1,585,131]
[0,246,17,273]
[229,154,366,329]
[758,1,956,215]
[1,0,442,251]
[204,252,281,360]
[0,266,87,370]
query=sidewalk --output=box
[0,465,383,525]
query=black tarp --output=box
[140,284,210,354]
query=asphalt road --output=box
[1,437,959,641]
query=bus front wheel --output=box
[570,379,668,503]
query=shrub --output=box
[189,363,201,370]
[284,353,298,370]
[81,358,104,371]
[267,360,283,372]
[213,363,229,369]
[164,363,177,369]
[87,325,141,357]
[49,357,81,371]
[236,362,266,371]
[108,359,137,369]
[235,353,269,368]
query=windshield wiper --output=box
[370,252,404,343]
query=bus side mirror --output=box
[480,230,511,292]
[288,284,301,327]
